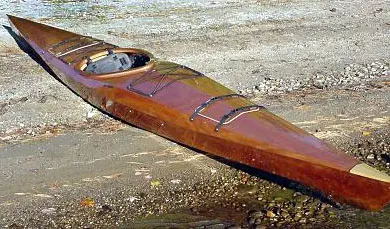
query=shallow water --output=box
[0,0,323,45]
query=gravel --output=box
[242,61,390,96]
[1,89,390,227]
[0,167,337,228]
[345,130,390,173]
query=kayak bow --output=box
[8,15,390,210]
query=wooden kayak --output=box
[8,15,390,210]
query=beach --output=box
[1,0,390,227]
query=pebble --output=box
[170,179,181,184]
[41,208,56,215]
[236,184,258,195]
[86,108,100,119]
[266,210,276,218]
[246,62,390,96]
[299,218,307,224]
[348,131,390,171]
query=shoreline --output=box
[1,0,390,227]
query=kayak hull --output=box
[8,15,390,210]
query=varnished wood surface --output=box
[8,15,390,210]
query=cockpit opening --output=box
[81,49,151,75]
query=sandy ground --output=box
[1,0,390,228]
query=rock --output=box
[86,108,100,119]
[41,208,56,215]
[227,226,242,229]
[299,218,307,224]
[280,211,290,219]
[313,80,324,89]
[266,210,275,218]
[375,8,383,13]
[101,205,112,212]
[236,184,258,196]
[170,179,181,184]
[294,212,302,221]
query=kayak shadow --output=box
[184,144,342,208]
[4,24,340,209]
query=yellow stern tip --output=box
[350,163,390,183]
